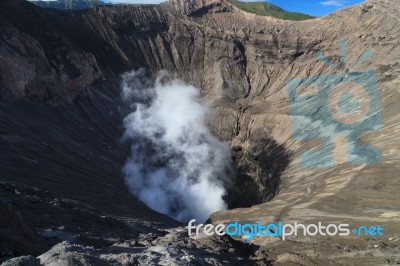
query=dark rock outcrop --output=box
[0,201,40,261]
[0,0,101,103]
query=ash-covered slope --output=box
[0,0,180,262]
[0,0,399,264]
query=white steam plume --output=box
[121,69,232,223]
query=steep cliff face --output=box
[1,0,400,264]
[168,0,237,15]
[0,0,102,103]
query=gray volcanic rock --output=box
[1,256,40,266]
[38,232,266,265]
[168,0,236,15]
[0,0,399,264]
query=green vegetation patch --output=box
[227,0,315,21]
